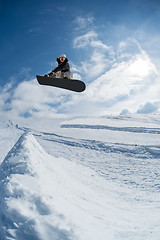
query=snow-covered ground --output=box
[0,114,160,240]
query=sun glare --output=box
[128,57,153,78]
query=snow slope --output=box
[0,115,160,239]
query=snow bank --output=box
[0,133,77,239]
[0,132,116,240]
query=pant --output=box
[50,71,73,79]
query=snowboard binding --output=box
[48,71,73,79]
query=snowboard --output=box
[36,75,86,92]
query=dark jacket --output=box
[53,58,70,73]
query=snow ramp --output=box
[0,133,78,240]
[0,132,114,240]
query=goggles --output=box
[60,57,65,61]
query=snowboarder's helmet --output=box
[60,54,66,62]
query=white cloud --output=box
[67,37,160,115]
[0,78,74,120]
[73,30,113,54]
[137,101,159,114]
[73,31,97,48]
[90,40,111,52]
[88,52,159,108]
[74,16,94,30]
[73,29,114,81]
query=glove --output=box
[57,58,61,64]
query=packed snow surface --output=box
[0,114,160,239]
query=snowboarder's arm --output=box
[53,62,70,73]
[48,58,70,75]
[48,67,59,75]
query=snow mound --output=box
[0,133,77,240]
[0,132,117,240]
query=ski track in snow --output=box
[61,123,160,134]
[0,115,160,239]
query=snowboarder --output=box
[36,53,86,92]
[48,54,73,79]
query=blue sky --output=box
[0,0,160,119]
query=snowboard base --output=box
[36,75,86,92]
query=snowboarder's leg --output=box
[64,71,73,79]
[49,71,73,79]
[56,71,62,78]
